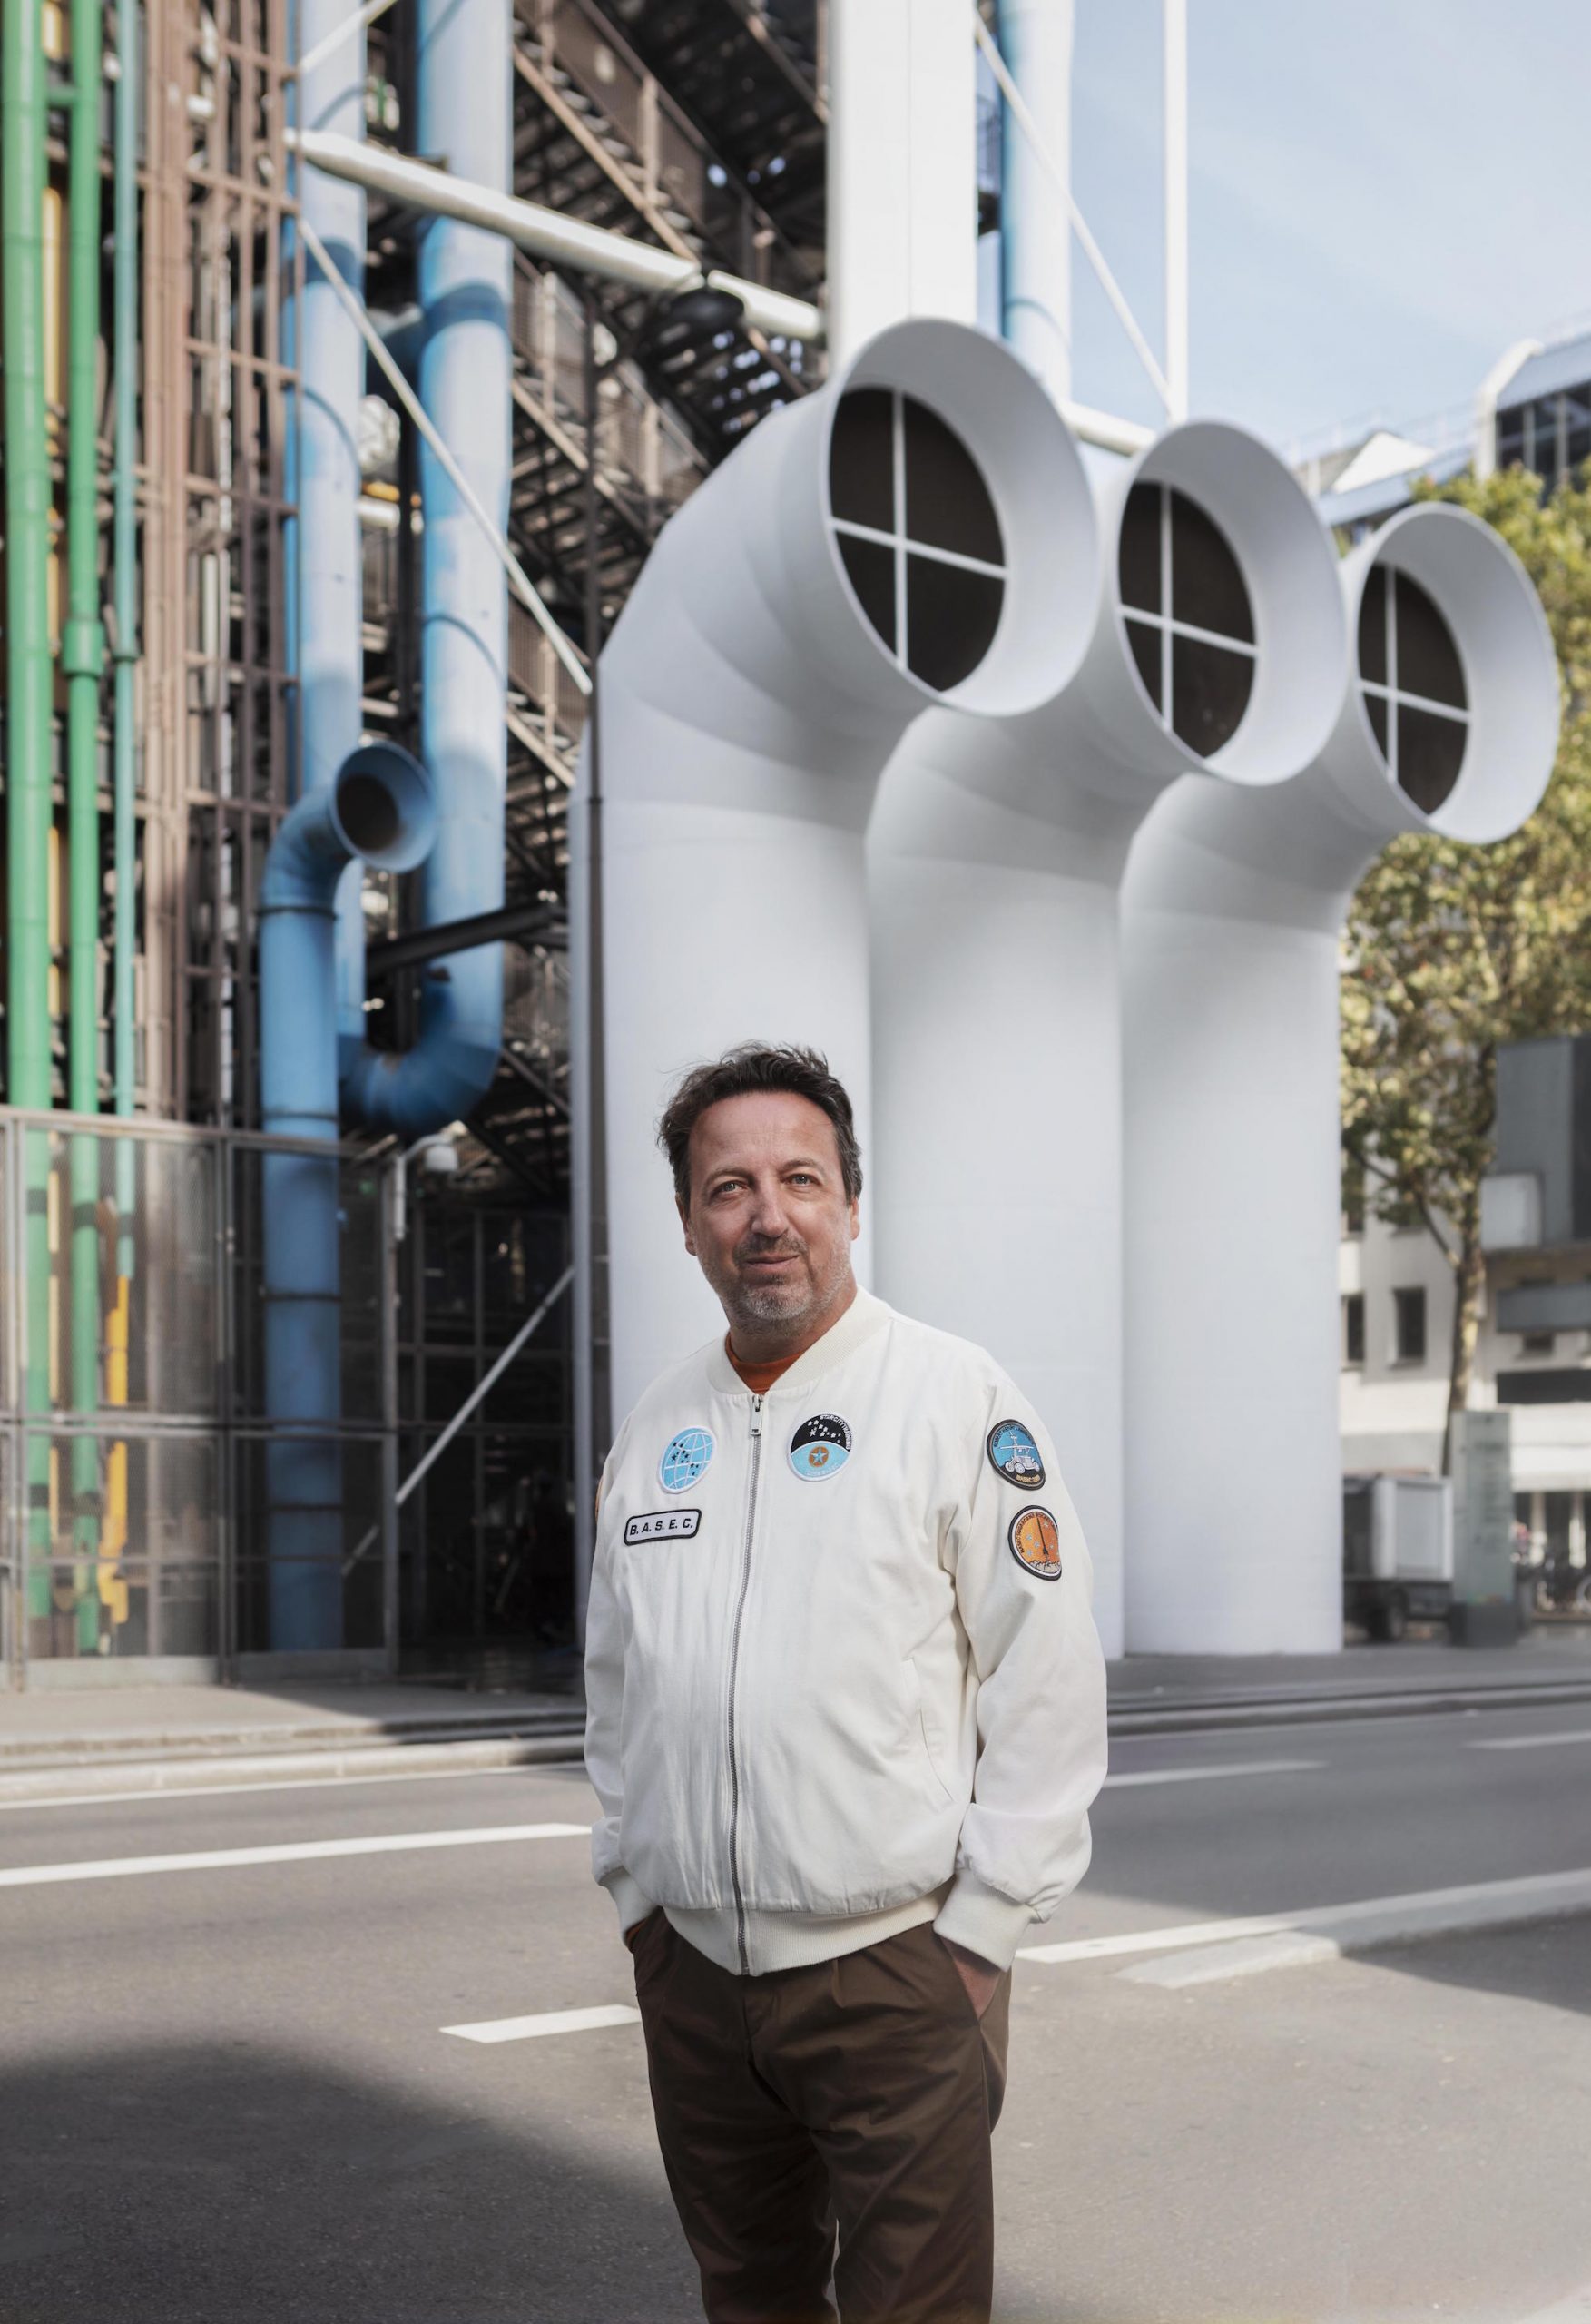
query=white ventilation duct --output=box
[572,319,1099,1464]
[868,423,1348,1659]
[1122,500,1558,1653]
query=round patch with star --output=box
[987,1418,1046,1491]
[659,1426,715,1494]
[1008,1505,1062,1580]
[789,1413,853,1482]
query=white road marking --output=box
[0,1763,546,1814]
[443,2004,641,2043]
[1512,2280,1591,2323]
[1021,1866,1591,1970]
[0,1822,589,1890]
[1468,1728,1591,1751]
[1110,1859,1591,1989]
[1103,1758,1321,1788]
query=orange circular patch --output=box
[1008,1505,1062,1580]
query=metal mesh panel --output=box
[1,1122,221,1423]
[21,1429,221,1666]
[228,1143,386,1424]
[230,1430,387,1656]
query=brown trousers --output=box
[632,1913,1011,2324]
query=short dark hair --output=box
[657,1044,863,1209]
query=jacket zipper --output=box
[726,1393,763,1976]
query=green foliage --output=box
[1341,465,1591,1427]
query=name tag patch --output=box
[624,1508,702,1544]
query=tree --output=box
[1341,465,1591,1463]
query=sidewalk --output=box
[2,1626,1588,1798]
[1109,1624,1591,1731]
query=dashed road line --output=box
[0,1822,589,1890]
[1016,1866,1591,1984]
[444,2004,641,2043]
[1468,1729,1591,1752]
[1103,1758,1321,1788]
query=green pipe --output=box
[65,0,106,1650]
[66,0,104,1121]
[112,2,137,1147]
[5,0,56,1645]
[106,0,141,1649]
[4,0,53,1114]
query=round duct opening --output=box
[1339,503,1558,847]
[826,317,1097,720]
[1118,482,1255,759]
[828,389,1006,694]
[1356,564,1468,815]
[1105,420,1346,787]
[330,741,437,873]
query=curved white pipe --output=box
[575,317,1101,1447]
[868,423,1347,1659]
[1121,502,1559,1654]
[289,128,824,346]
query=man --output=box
[584,1044,1107,2324]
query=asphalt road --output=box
[4,1701,1591,2323]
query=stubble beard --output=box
[722,1236,848,1339]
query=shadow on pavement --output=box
[0,2041,699,2324]
[1364,1911,1591,2023]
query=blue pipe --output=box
[261,743,437,1652]
[294,0,368,993]
[339,0,512,1137]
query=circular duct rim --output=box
[1341,501,1559,847]
[330,742,438,873]
[822,316,1099,721]
[1107,419,1348,788]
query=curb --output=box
[1109,1677,1591,1734]
[0,1728,587,1805]
[4,1672,1588,1807]
[0,1706,581,1768]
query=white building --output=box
[1340,1038,1591,1571]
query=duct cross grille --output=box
[1119,482,1256,759]
[1357,563,1469,816]
[828,388,1006,693]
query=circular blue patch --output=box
[659,1426,715,1494]
[790,1413,852,1482]
[987,1419,1046,1491]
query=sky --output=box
[987,0,1591,458]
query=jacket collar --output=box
[704,1285,891,1401]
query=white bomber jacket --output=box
[584,1288,1108,1976]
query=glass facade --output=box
[0,1112,572,1685]
[1496,384,1591,493]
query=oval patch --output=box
[790,1413,852,1482]
[1008,1505,1062,1580]
[987,1418,1046,1491]
[659,1426,715,1494]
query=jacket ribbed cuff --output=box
[602,1868,655,1936]
[935,1871,1035,1971]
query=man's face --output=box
[680,1091,859,1339]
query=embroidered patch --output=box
[624,1508,702,1545]
[659,1426,715,1494]
[1008,1505,1062,1580]
[789,1412,853,1482]
[987,1419,1046,1491]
